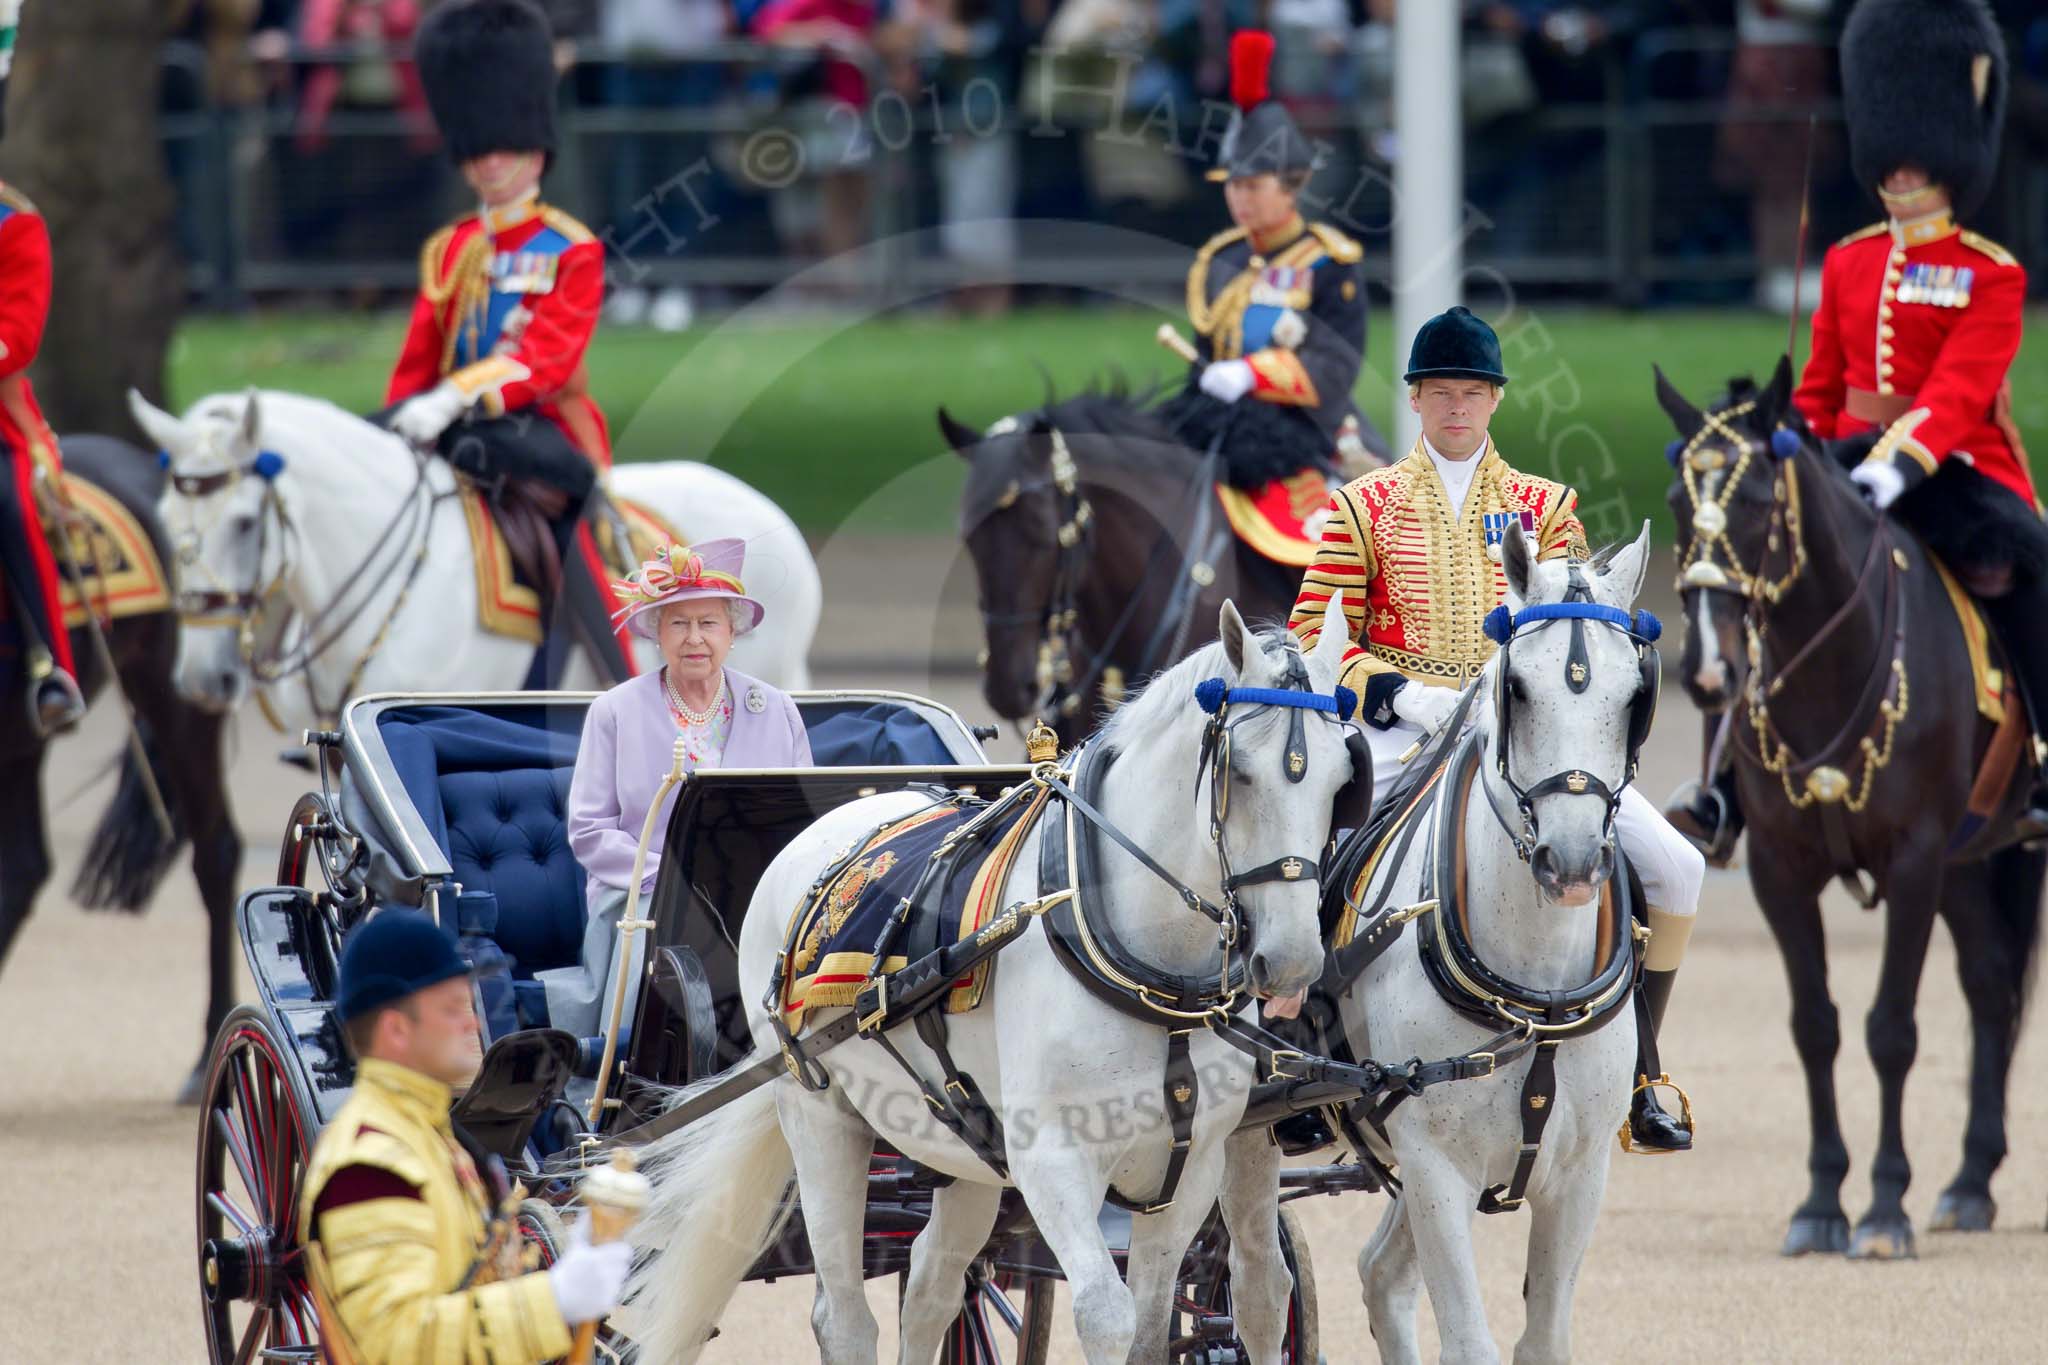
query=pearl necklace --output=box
[666,672,726,727]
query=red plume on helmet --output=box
[1229,29,1275,112]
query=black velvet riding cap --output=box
[337,909,471,1023]
[1404,306,1509,386]
[415,0,559,164]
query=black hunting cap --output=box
[1842,0,2007,216]
[1404,306,1509,386]
[1209,29,1315,183]
[416,0,559,165]
[337,909,470,1023]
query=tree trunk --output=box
[0,0,180,440]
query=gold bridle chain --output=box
[1745,652,1911,812]
[1671,399,1807,606]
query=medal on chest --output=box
[1482,509,1536,562]
[1897,262,1973,308]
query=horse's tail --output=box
[1989,842,2047,1019]
[71,716,185,912]
[624,1066,795,1363]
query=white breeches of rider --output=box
[1363,717,1704,971]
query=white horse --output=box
[128,388,820,732]
[624,602,1356,1365]
[1327,522,1655,1365]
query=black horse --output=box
[1658,357,2043,1259]
[940,386,1310,746]
[0,435,241,1101]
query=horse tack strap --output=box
[1476,1041,1559,1215]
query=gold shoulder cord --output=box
[419,230,493,378]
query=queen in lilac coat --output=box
[541,539,812,1036]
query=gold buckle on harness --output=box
[1265,1048,1309,1082]
[857,978,890,1033]
[1616,1072,1696,1155]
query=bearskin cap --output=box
[1841,0,2007,216]
[1209,29,1315,183]
[416,0,559,165]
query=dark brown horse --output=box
[0,434,241,1101]
[1658,357,2043,1259]
[939,389,1305,746]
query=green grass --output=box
[169,304,2048,540]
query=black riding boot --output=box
[0,472,83,737]
[1981,584,2048,842]
[1664,712,1743,866]
[1626,965,1694,1153]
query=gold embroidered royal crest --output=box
[793,851,899,974]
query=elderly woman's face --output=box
[658,598,735,686]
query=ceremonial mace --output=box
[566,1149,652,1365]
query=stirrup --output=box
[28,669,85,739]
[1617,1072,1694,1155]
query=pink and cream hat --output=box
[610,538,766,639]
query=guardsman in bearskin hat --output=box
[1666,0,2044,860]
[301,910,630,1363]
[1282,307,1706,1153]
[1159,29,1382,486]
[388,0,635,684]
[0,0,83,737]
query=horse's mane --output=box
[1097,624,1297,758]
[1036,376,1187,481]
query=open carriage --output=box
[194,688,1333,1364]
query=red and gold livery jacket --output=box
[1288,440,1586,725]
[299,1058,572,1365]
[1795,213,2033,506]
[388,196,612,468]
[0,182,59,476]
[1188,215,1366,445]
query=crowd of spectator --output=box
[161,0,2048,314]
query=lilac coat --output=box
[567,666,813,904]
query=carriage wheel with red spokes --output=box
[195,1006,322,1365]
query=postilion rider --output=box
[300,909,631,1363]
[0,0,85,737]
[1666,0,2048,861]
[385,0,635,685]
[1280,306,1707,1153]
[1163,27,1382,509]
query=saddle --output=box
[777,787,1050,1032]
[17,473,172,632]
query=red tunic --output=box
[387,199,611,468]
[0,185,73,675]
[1795,215,2033,505]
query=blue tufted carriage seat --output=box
[369,696,967,1015]
[378,706,588,985]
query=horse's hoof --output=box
[176,1062,207,1107]
[1780,1213,1850,1256]
[1846,1216,1917,1261]
[1930,1189,1996,1233]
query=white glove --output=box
[1850,460,1905,510]
[390,380,471,448]
[1270,308,1306,350]
[547,1219,634,1326]
[1199,359,1257,404]
[1391,681,1462,735]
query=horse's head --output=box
[942,404,1079,721]
[1655,355,1806,711]
[1485,520,1660,907]
[132,387,282,712]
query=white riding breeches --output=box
[1362,718,1704,928]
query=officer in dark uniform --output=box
[1668,0,2044,860]
[1158,29,1385,483]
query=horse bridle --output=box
[163,441,448,722]
[1479,569,1661,862]
[1669,397,1808,607]
[974,423,1094,715]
